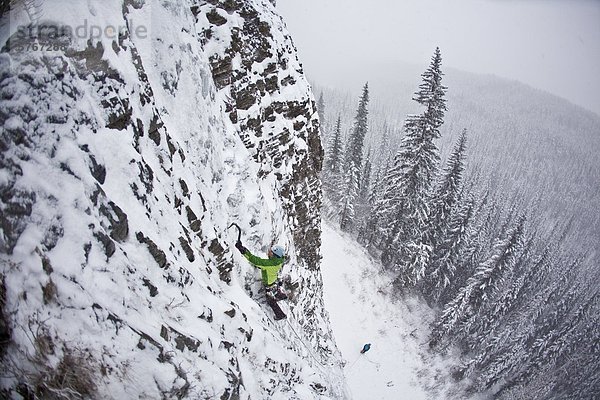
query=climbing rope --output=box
[285,319,327,369]
[362,354,381,370]
[345,354,362,372]
[278,304,347,380]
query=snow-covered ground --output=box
[321,222,458,400]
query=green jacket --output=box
[244,251,284,286]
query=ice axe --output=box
[228,223,242,243]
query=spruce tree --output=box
[317,91,326,136]
[340,83,369,231]
[339,161,359,231]
[359,148,372,201]
[325,115,344,175]
[429,129,468,237]
[424,130,468,301]
[425,195,475,303]
[374,121,391,171]
[322,116,345,220]
[431,215,526,345]
[375,48,447,283]
[345,82,370,177]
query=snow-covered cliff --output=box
[0,0,344,398]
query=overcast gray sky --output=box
[278,0,600,115]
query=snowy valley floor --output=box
[321,222,461,400]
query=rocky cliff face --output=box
[0,0,344,398]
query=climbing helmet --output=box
[271,245,285,258]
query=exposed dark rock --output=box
[88,155,106,185]
[133,118,145,152]
[0,188,36,254]
[174,196,183,210]
[142,278,158,297]
[67,40,119,81]
[137,162,154,194]
[83,242,92,262]
[224,308,236,318]
[186,206,201,232]
[136,232,168,269]
[178,236,195,262]
[0,275,11,358]
[100,201,129,242]
[310,382,327,394]
[93,231,115,259]
[102,96,132,131]
[206,9,228,26]
[198,307,213,323]
[281,75,295,86]
[220,341,234,350]
[179,179,189,198]
[238,327,252,342]
[42,279,57,304]
[89,185,104,207]
[221,367,242,400]
[264,62,277,74]
[190,5,201,18]
[160,325,169,341]
[42,223,63,251]
[265,75,278,93]
[171,328,201,352]
[149,114,163,145]
[210,55,232,88]
[293,120,306,131]
[208,239,233,283]
[236,88,256,110]
[41,256,53,275]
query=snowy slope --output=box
[0,0,343,398]
[321,222,468,400]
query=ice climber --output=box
[236,241,288,320]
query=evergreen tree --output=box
[359,148,372,201]
[423,130,468,301]
[429,129,468,240]
[424,194,475,303]
[358,158,389,247]
[375,48,447,283]
[340,83,369,231]
[322,116,345,220]
[431,215,526,346]
[325,115,344,175]
[339,161,359,231]
[345,82,370,179]
[374,121,391,171]
[317,91,326,135]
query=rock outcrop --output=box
[0,0,344,398]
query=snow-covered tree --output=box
[359,148,372,201]
[354,148,373,233]
[423,195,475,303]
[339,161,359,231]
[357,158,389,246]
[344,82,369,181]
[322,115,345,218]
[375,48,447,283]
[430,215,526,345]
[428,129,468,241]
[324,115,344,175]
[340,83,369,231]
[317,91,326,135]
[422,130,468,301]
[373,121,392,172]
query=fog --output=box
[277,0,600,115]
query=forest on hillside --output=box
[317,48,600,399]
